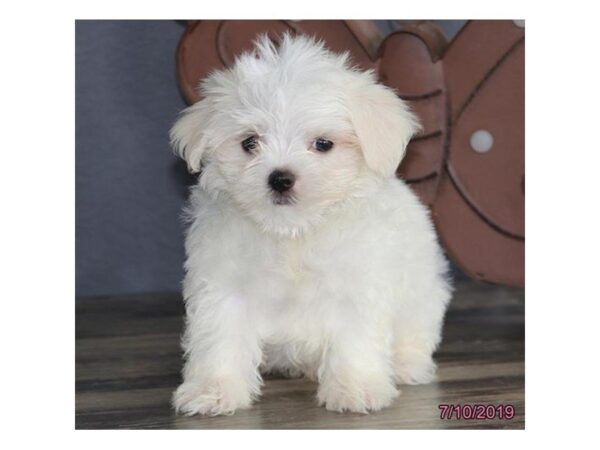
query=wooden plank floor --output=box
[76,280,524,429]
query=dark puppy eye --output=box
[314,138,334,152]
[241,135,259,153]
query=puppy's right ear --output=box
[170,101,210,174]
[347,79,420,177]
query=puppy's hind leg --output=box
[392,337,438,385]
[261,343,305,379]
[392,280,451,385]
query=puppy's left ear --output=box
[170,100,211,174]
[348,81,420,177]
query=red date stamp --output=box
[438,404,515,420]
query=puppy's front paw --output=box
[172,377,254,416]
[317,375,399,414]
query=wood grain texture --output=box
[76,280,524,429]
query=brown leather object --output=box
[380,29,447,206]
[434,21,524,287]
[175,20,525,288]
[176,20,380,105]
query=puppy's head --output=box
[171,34,419,235]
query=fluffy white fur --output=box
[170,34,452,416]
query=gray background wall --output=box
[75,20,465,297]
[76,21,193,297]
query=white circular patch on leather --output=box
[470,129,494,153]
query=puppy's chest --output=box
[273,237,320,284]
[230,222,382,304]
[243,236,333,295]
[254,228,375,287]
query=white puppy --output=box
[170,34,452,416]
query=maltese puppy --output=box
[170,34,452,416]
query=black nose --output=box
[268,169,296,193]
